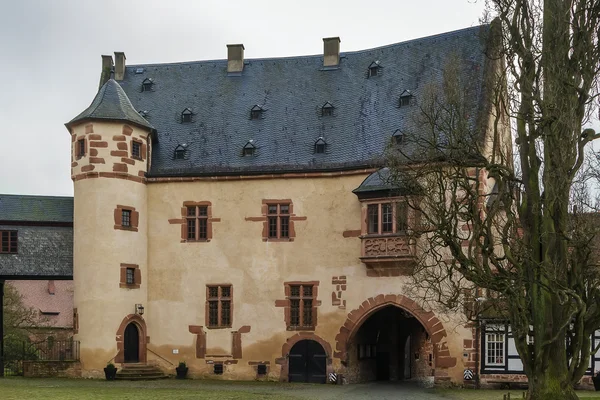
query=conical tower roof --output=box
[66,79,153,131]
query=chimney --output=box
[99,55,114,88]
[114,52,126,81]
[227,44,245,74]
[323,37,341,67]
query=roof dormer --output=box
[174,144,188,160]
[250,105,264,120]
[368,61,382,78]
[243,140,257,156]
[142,78,154,92]
[181,108,193,123]
[314,137,327,154]
[321,102,334,117]
[399,90,414,107]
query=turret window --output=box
[132,140,142,160]
[120,263,141,289]
[122,210,131,227]
[77,139,86,159]
[114,205,139,232]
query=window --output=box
[119,263,140,289]
[321,102,334,117]
[314,137,327,154]
[174,149,186,159]
[213,363,224,375]
[206,285,232,328]
[122,210,131,227]
[187,205,209,240]
[0,231,18,254]
[257,364,267,375]
[267,203,290,239]
[399,91,413,107]
[486,332,505,366]
[77,139,86,158]
[126,268,135,285]
[392,129,404,145]
[366,201,409,235]
[369,66,378,77]
[181,108,193,123]
[289,284,314,329]
[114,205,138,231]
[132,140,142,160]
[243,140,256,157]
[142,78,153,92]
[250,105,263,120]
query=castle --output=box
[57,23,555,385]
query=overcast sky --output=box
[0,0,488,196]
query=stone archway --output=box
[115,314,148,364]
[334,294,456,381]
[276,332,334,382]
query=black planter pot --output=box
[176,366,188,379]
[104,367,118,381]
[593,375,600,391]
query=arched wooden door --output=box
[288,339,326,383]
[124,323,140,363]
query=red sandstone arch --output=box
[276,332,334,382]
[115,314,148,364]
[334,294,456,369]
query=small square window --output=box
[174,149,186,159]
[213,363,224,375]
[182,113,192,123]
[132,141,142,159]
[122,210,131,227]
[257,364,267,375]
[126,268,135,285]
[321,107,333,117]
[369,67,378,77]
[315,143,326,153]
[250,110,261,120]
[243,147,255,156]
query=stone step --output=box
[115,364,168,380]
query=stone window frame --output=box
[0,230,18,254]
[245,199,306,242]
[362,198,410,237]
[276,281,320,331]
[179,201,219,243]
[75,138,87,160]
[131,139,144,161]
[114,205,139,232]
[205,284,233,329]
[120,263,141,289]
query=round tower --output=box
[66,76,154,376]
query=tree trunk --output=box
[527,348,578,400]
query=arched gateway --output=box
[334,294,456,383]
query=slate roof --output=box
[0,225,73,279]
[0,194,73,223]
[353,167,419,196]
[115,25,491,177]
[67,79,154,131]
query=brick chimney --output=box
[227,44,245,74]
[99,55,113,88]
[323,37,341,67]
[114,52,126,81]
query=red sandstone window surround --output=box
[282,282,319,331]
[0,230,18,254]
[120,263,141,289]
[132,140,142,160]
[180,202,219,242]
[245,200,306,242]
[76,138,87,159]
[114,205,139,232]
[206,285,232,329]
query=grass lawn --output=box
[437,388,600,400]
[0,378,297,400]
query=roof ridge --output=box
[127,24,488,68]
[0,194,73,199]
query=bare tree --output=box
[387,2,600,399]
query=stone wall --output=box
[23,361,82,378]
